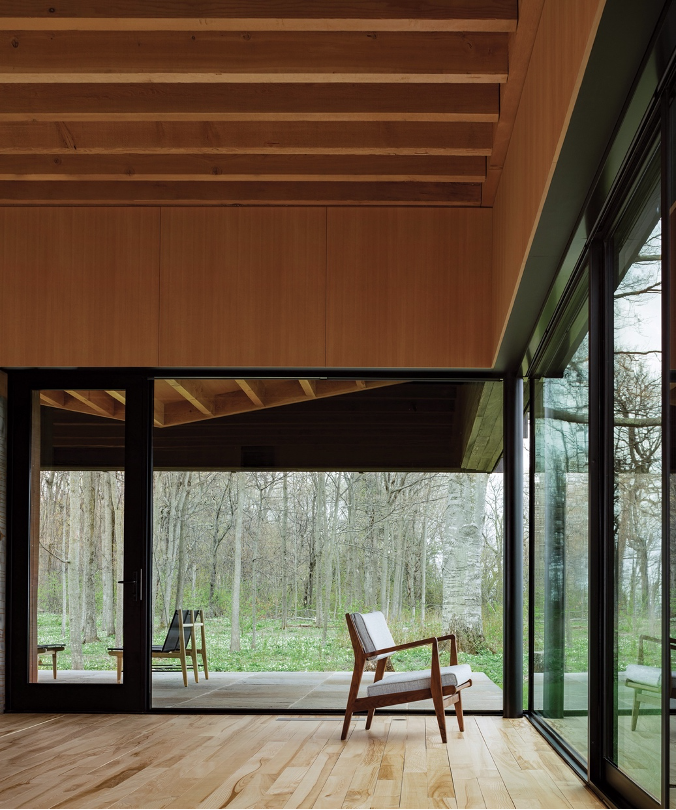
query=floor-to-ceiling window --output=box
[610,146,663,801]
[531,272,590,762]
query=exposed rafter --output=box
[166,379,215,415]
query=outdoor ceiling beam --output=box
[40,391,66,408]
[154,397,165,427]
[0,83,499,123]
[0,180,482,205]
[0,33,508,84]
[165,379,215,415]
[105,389,126,404]
[0,154,487,183]
[299,380,317,398]
[64,389,121,419]
[0,1,517,33]
[236,380,266,408]
[0,122,493,156]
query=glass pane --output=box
[32,390,125,683]
[612,152,662,800]
[150,379,505,711]
[532,277,590,761]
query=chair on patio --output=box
[108,608,209,687]
[342,611,472,743]
[625,634,676,730]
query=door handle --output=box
[117,569,143,601]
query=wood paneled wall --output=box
[0,208,161,366]
[0,206,495,369]
[159,208,326,367]
[326,208,493,368]
[491,0,606,360]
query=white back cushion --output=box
[351,611,396,660]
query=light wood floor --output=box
[0,713,605,809]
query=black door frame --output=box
[6,369,153,713]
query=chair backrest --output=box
[349,611,396,661]
[161,609,192,653]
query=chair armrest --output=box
[638,634,661,664]
[370,636,438,656]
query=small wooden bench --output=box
[37,645,65,679]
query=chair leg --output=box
[366,658,387,730]
[631,689,640,731]
[189,611,199,683]
[455,691,465,733]
[342,660,364,741]
[431,685,447,744]
[200,611,209,680]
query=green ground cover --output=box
[36,612,505,687]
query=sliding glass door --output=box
[7,371,152,712]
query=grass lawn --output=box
[36,612,506,687]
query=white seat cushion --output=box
[367,664,472,697]
[625,664,662,688]
[351,611,396,661]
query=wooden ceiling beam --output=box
[160,380,401,427]
[0,32,508,84]
[0,180,482,205]
[299,380,317,398]
[0,83,499,123]
[0,1,517,32]
[235,380,266,408]
[0,122,493,155]
[165,379,215,415]
[105,389,126,404]
[64,390,124,420]
[0,155,487,183]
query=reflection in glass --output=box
[533,284,590,760]
[33,391,125,682]
[612,156,662,800]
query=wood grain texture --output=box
[481,0,545,206]
[491,0,606,362]
[0,714,604,809]
[326,208,493,368]
[0,207,160,366]
[0,121,493,155]
[158,207,326,367]
[0,154,487,182]
[0,83,500,122]
[0,31,508,83]
[0,1,518,31]
[0,181,482,205]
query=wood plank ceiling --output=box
[0,1,536,206]
[41,379,399,428]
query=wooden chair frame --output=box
[37,644,65,679]
[626,634,676,731]
[342,613,472,743]
[108,608,209,687]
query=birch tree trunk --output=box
[81,471,99,643]
[102,471,115,636]
[281,472,289,629]
[230,472,244,652]
[174,472,193,611]
[442,473,488,653]
[67,471,84,669]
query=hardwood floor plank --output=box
[0,714,607,810]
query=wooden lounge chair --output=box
[625,634,676,730]
[108,608,209,687]
[342,611,472,743]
